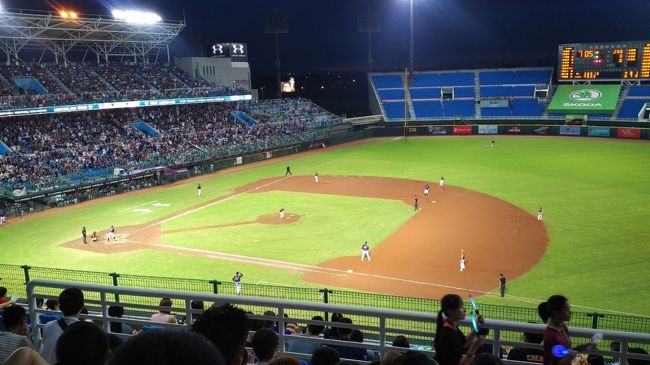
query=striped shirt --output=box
[0,331,31,364]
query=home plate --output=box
[432,200,437,203]
[347,269,353,273]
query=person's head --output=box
[538,295,570,323]
[381,351,403,365]
[588,355,605,365]
[330,313,343,323]
[46,298,59,310]
[191,303,251,365]
[627,348,650,365]
[395,351,437,365]
[268,356,301,365]
[56,321,110,365]
[610,342,621,352]
[499,273,504,277]
[336,317,353,338]
[263,310,277,328]
[392,335,410,348]
[109,330,226,365]
[435,294,465,344]
[58,287,85,317]
[108,305,124,318]
[306,315,325,335]
[523,332,544,344]
[0,287,7,298]
[470,353,503,365]
[2,305,26,331]
[252,328,279,362]
[311,347,341,365]
[350,329,364,342]
[158,297,173,314]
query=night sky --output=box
[7,0,650,114]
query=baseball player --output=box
[82,227,87,244]
[424,183,430,197]
[233,272,243,295]
[413,195,419,211]
[285,166,292,176]
[439,176,445,188]
[537,206,543,221]
[361,241,371,262]
[314,172,319,183]
[459,250,466,272]
[91,231,98,242]
[279,208,286,219]
[197,183,202,196]
[107,225,116,242]
[491,139,496,148]
[0,209,6,225]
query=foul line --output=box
[118,200,158,213]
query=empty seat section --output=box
[479,71,514,85]
[481,107,511,117]
[454,87,475,98]
[511,99,544,116]
[619,99,650,118]
[409,88,440,99]
[513,69,551,84]
[627,87,650,97]
[383,101,411,119]
[438,72,474,86]
[372,75,403,88]
[378,89,405,100]
[443,100,475,117]
[411,73,439,87]
[480,86,513,98]
[513,86,535,97]
[414,101,444,118]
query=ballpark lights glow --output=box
[112,9,162,24]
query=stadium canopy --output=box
[0,9,185,63]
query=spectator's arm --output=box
[3,347,48,365]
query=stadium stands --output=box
[617,86,650,119]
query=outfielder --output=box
[361,241,371,262]
[279,208,286,219]
[197,183,202,196]
[439,176,445,188]
[233,272,243,295]
[0,209,6,225]
[314,172,319,183]
[424,183,430,197]
[537,206,543,221]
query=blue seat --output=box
[39,314,61,324]
[141,325,164,332]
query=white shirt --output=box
[41,316,79,365]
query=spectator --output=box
[470,354,502,365]
[311,347,341,365]
[55,321,110,365]
[627,348,650,365]
[610,341,621,365]
[538,295,593,365]
[507,331,544,364]
[252,328,279,365]
[108,305,133,335]
[381,351,403,365]
[3,347,48,365]
[587,355,605,365]
[287,315,325,356]
[41,287,85,365]
[191,303,251,365]
[108,330,227,365]
[150,297,177,324]
[351,329,377,361]
[392,335,410,349]
[0,305,32,364]
[268,356,301,365]
[327,317,368,361]
[45,299,59,311]
[0,287,16,309]
[434,294,484,365]
[395,351,437,365]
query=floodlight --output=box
[69,11,77,18]
[112,9,162,24]
[60,10,69,18]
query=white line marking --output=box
[393,136,404,141]
[118,200,158,213]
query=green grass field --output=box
[2,136,649,315]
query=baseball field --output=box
[1,136,649,316]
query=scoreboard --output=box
[558,41,650,81]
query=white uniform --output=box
[279,209,286,219]
[107,227,116,241]
[198,187,202,196]
[361,243,371,262]
[424,184,430,196]
[315,174,319,183]
[537,209,543,221]
[439,178,445,187]
[233,273,243,295]
[460,258,466,272]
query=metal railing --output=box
[25,279,650,363]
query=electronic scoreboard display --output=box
[558,41,650,81]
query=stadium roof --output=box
[0,9,185,62]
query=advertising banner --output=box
[480,99,509,108]
[506,126,522,134]
[559,126,582,136]
[547,85,621,114]
[453,125,473,135]
[533,126,550,135]
[588,127,610,137]
[427,126,448,135]
[478,125,498,134]
[617,128,641,139]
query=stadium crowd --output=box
[0,99,339,194]
[0,288,648,365]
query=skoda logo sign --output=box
[570,89,602,101]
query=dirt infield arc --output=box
[61,175,548,300]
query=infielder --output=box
[424,183,430,197]
[232,272,243,295]
[197,183,202,196]
[439,176,445,188]
[361,241,371,262]
[537,206,543,221]
[107,225,116,242]
[413,195,419,211]
[314,172,319,183]
[0,209,6,224]
[279,208,286,219]
[491,139,496,148]
[459,250,466,272]
[285,166,292,176]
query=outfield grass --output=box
[1,136,649,315]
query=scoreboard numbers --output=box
[558,41,650,81]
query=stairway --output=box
[474,71,481,118]
[44,67,73,94]
[612,85,630,119]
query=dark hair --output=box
[45,298,59,310]
[0,287,7,297]
[56,321,109,365]
[2,305,26,329]
[538,295,568,323]
[191,303,251,365]
[628,348,650,365]
[108,305,125,333]
[311,347,341,365]
[109,330,226,365]
[350,329,364,342]
[470,353,503,365]
[158,298,173,315]
[263,310,276,329]
[58,288,85,316]
[395,351,437,365]
[523,332,544,344]
[331,313,343,323]
[435,294,463,346]
[587,355,605,365]
[252,328,279,361]
[268,356,301,365]
[392,335,410,348]
[307,315,325,335]
[336,317,353,337]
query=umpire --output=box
[499,273,506,297]
[82,226,87,244]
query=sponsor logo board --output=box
[559,126,581,136]
[478,125,498,134]
[588,127,610,137]
[617,128,641,139]
[428,126,447,135]
[453,125,472,135]
[534,126,549,135]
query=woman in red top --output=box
[539,295,593,365]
